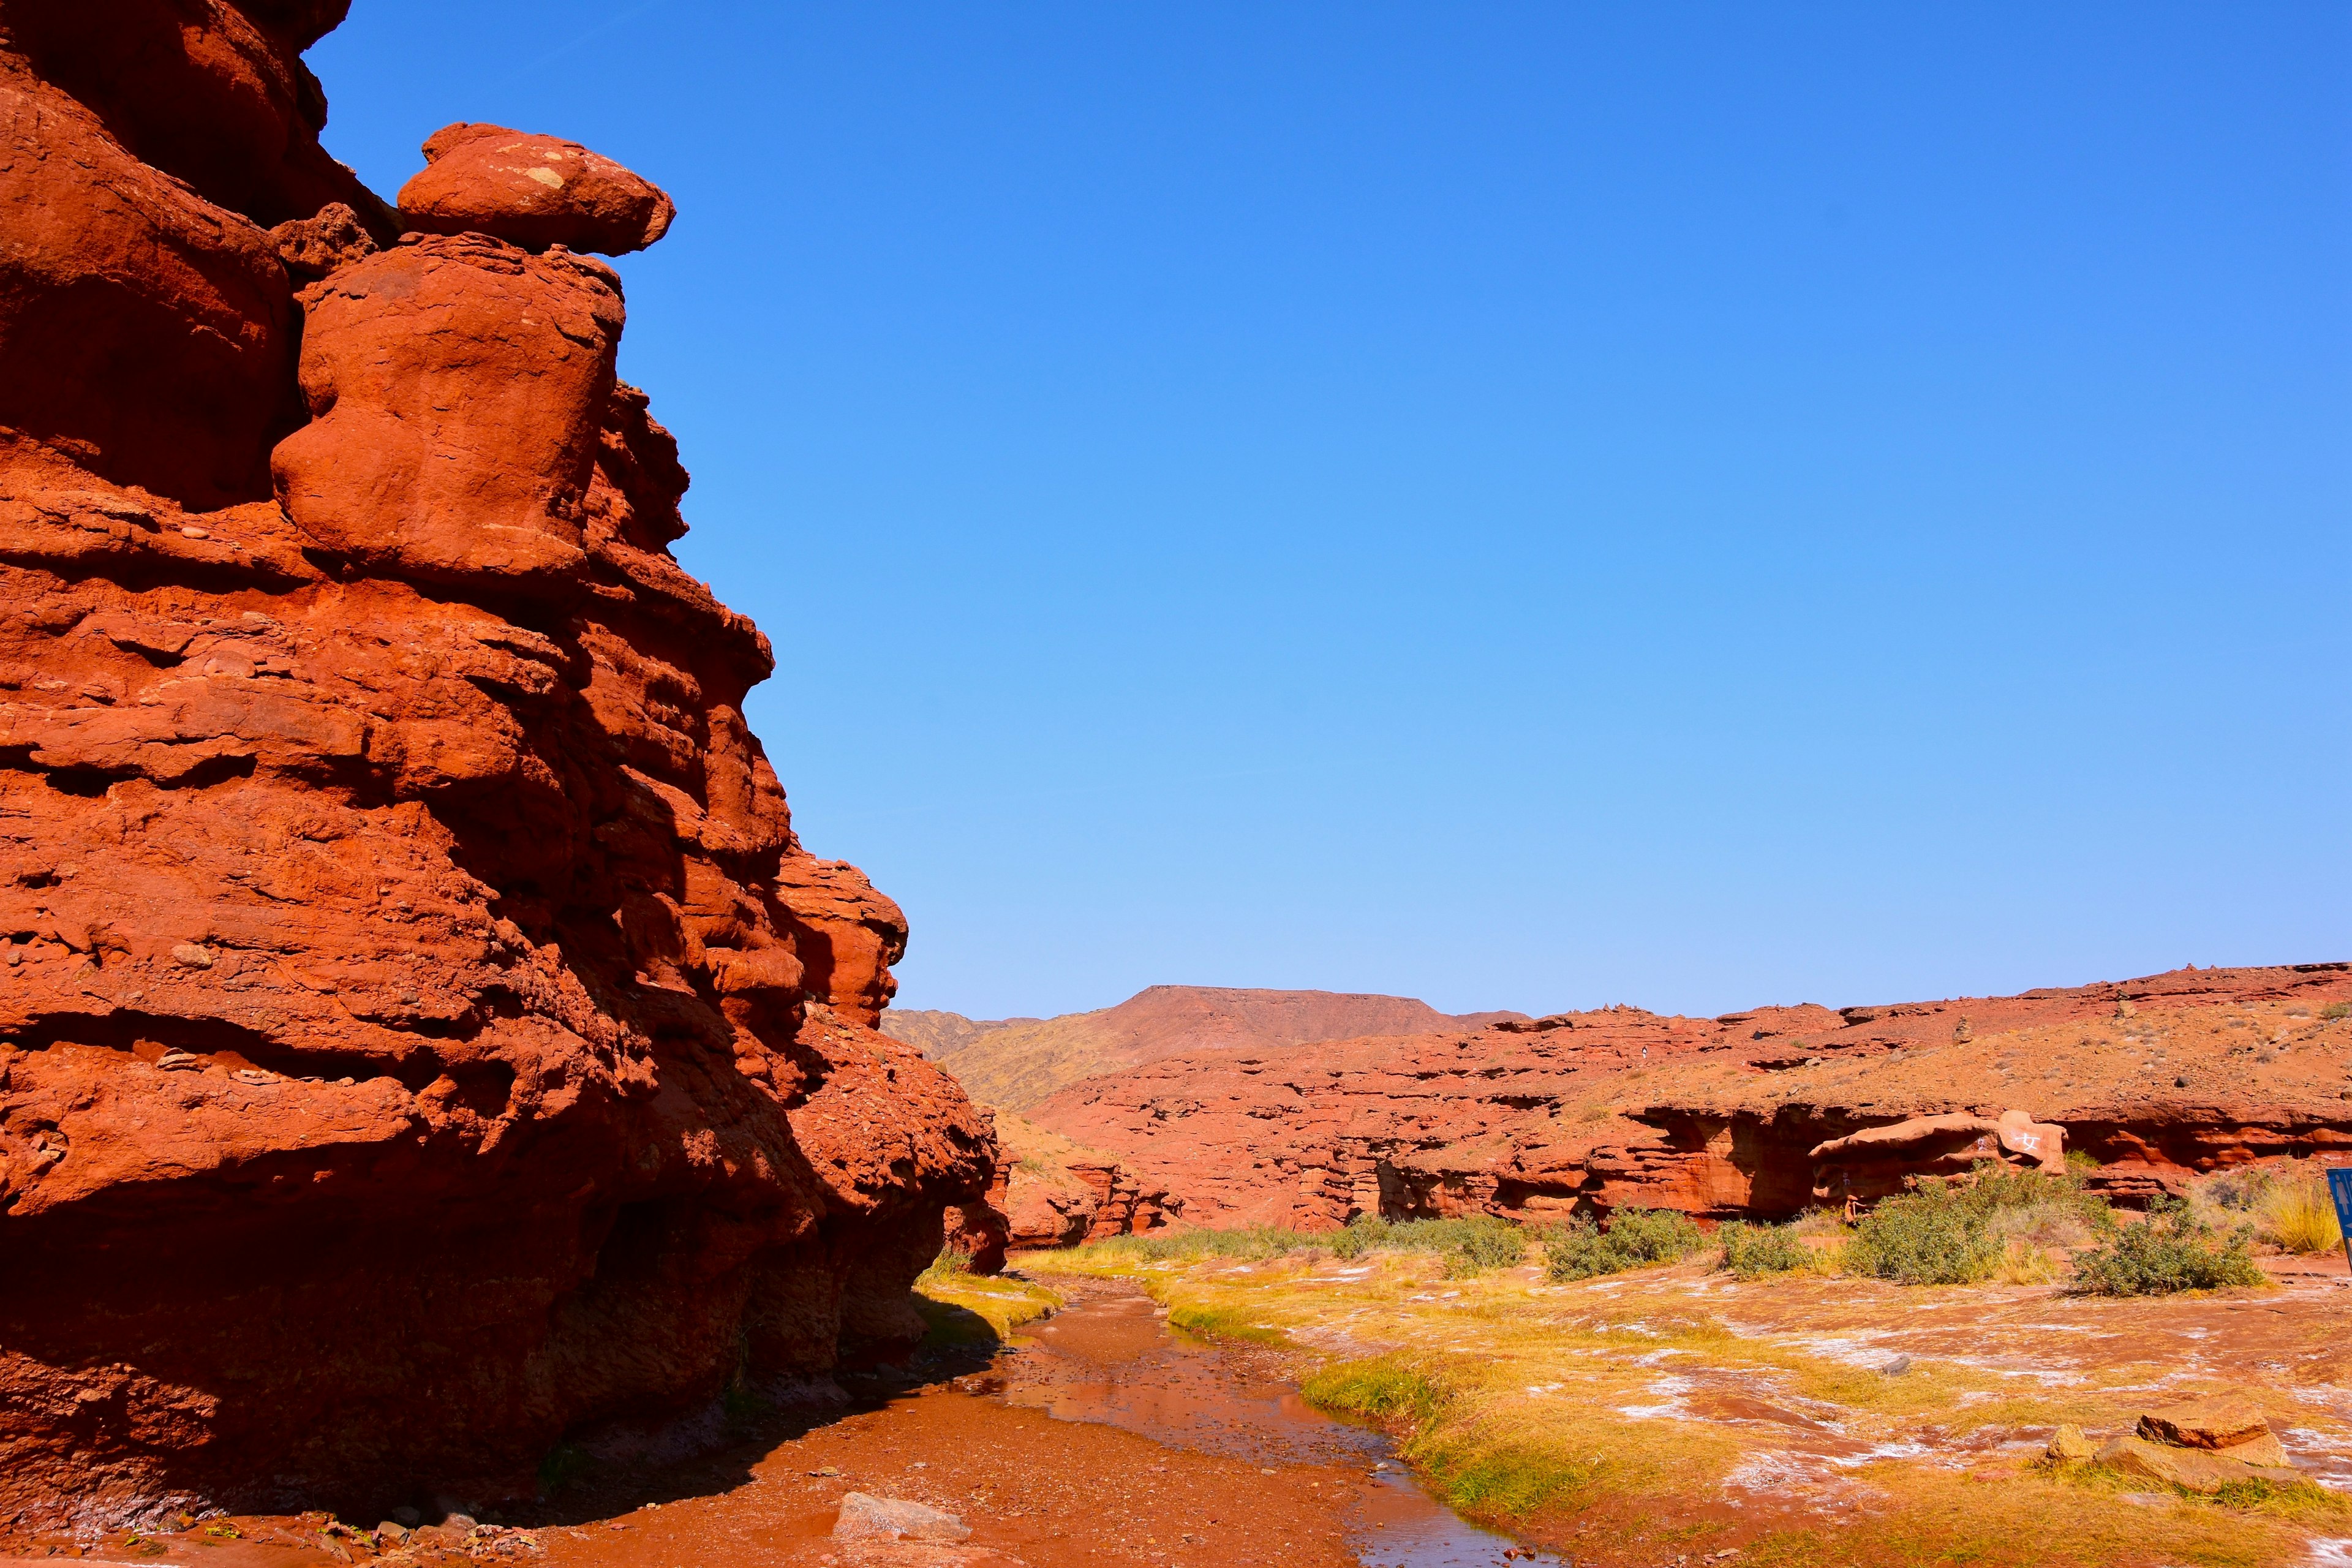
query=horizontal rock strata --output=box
[1027,965,2352,1229]
[0,0,992,1530]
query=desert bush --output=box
[1605,1207,1708,1263]
[1717,1221,1811,1280]
[1329,1214,1530,1275]
[1077,1225,1329,1265]
[1844,1160,2115,1286]
[1542,1208,1706,1282]
[2258,1169,2343,1255]
[1844,1185,2001,1285]
[2322,1001,2350,1022]
[1966,1161,2114,1231]
[2070,1197,2266,1295]
[1985,1198,2105,1251]
[1441,1217,1537,1275]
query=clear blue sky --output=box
[313,2,2350,1021]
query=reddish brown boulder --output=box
[398,123,677,255]
[0,1,996,1532]
[1809,1108,2066,1207]
[272,233,626,587]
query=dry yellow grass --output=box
[1024,1242,2347,1567]
[2260,1172,2343,1254]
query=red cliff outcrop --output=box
[1028,965,2352,1229]
[0,0,992,1531]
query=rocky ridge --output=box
[1025,964,2352,1229]
[882,984,1523,1110]
[0,0,992,1529]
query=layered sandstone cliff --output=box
[0,0,992,1529]
[1028,964,2352,1229]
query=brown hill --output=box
[882,984,1524,1109]
[1025,963,2352,1230]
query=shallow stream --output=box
[992,1282,1530,1566]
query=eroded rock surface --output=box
[0,0,992,1531]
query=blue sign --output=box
[2331,1167,2352,1270]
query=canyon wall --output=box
[0,0,992,1529]
[1027,965,2352,1231]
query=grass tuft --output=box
[2258,1169,2342,1255]
[913,1250,1062,1342]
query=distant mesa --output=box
[913,963,2352,1237]
[881,984,1526,1110]
[398,123,676,255]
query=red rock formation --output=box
[938,1109,1166,1256]
[1809,1109,2066,1207]
[0,1,993,1531]
[399,123,676,255]
[1028,965,2352,1230]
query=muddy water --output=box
[999,1283,1522,1566]
[6,1281,1532,1568]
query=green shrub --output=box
[1541,1208,1706,1282]
[1845,1185,2001,1284]
[2321,1001,2350,1022]
[1076,1215,1531,1274]
[2070,1197,2266,1295]
[1329,1214,1529,1275]
[1841,1161,2116,1287]
[1074,1224,1329,1265]
[1444,1216,1536,1275]
[1718,1221,1811,1279]
[1605,1207,1708,1263]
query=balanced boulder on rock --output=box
[398,123,676,254]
